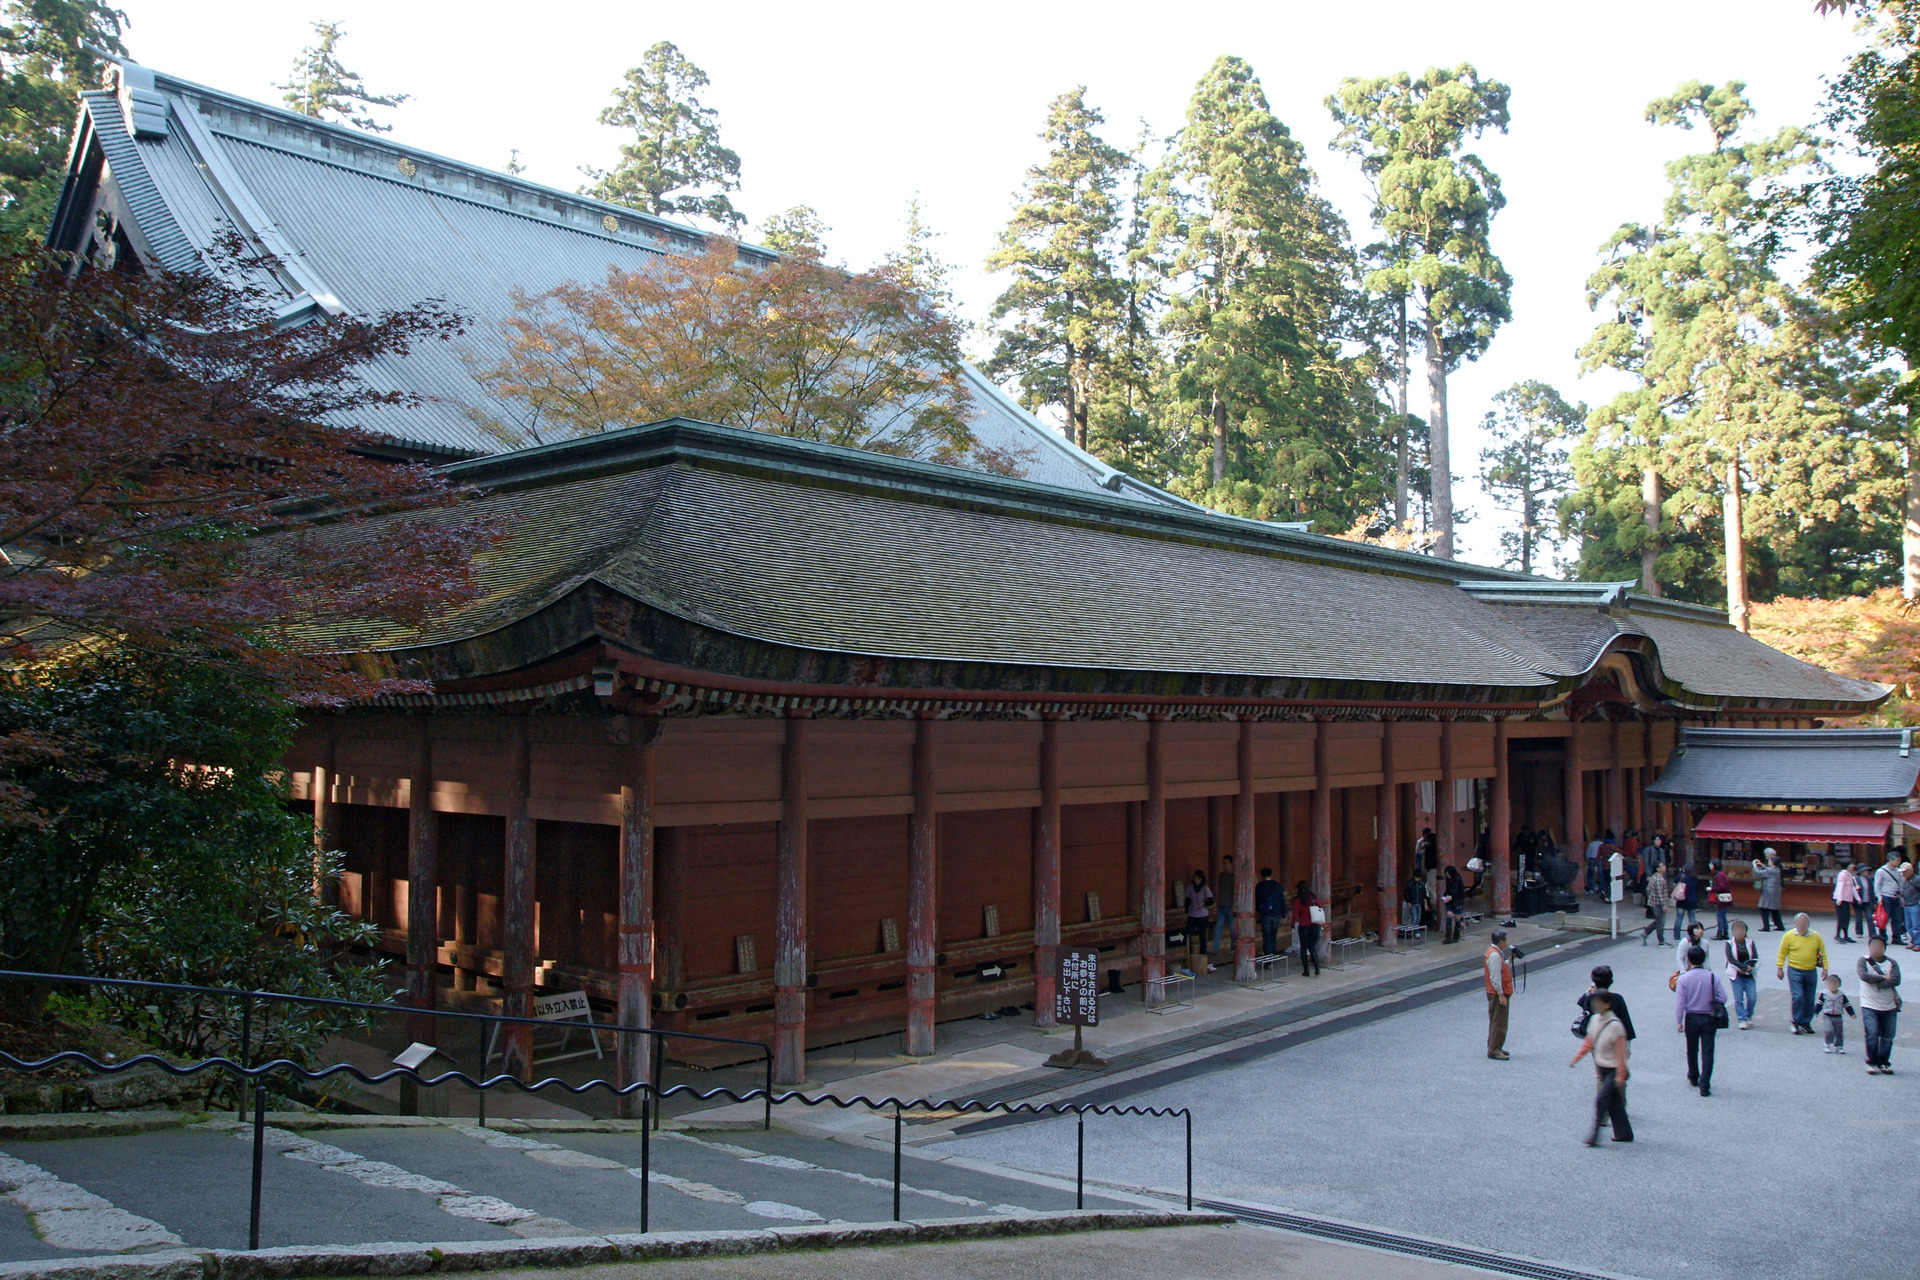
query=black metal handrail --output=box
[0,1047,1192,1249]
[0,968,773,1128]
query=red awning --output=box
[1693,810,1909,845]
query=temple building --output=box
[47,58,1888,1088]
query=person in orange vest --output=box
[1485,928,1515,1060]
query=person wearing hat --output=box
[1484,928,1515,1060]
[1752,848,1785,933]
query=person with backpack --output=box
[1675,944,1731,1096]
[1857,935,1902,1075]
[1675,864,1701,933]
[1254,868,1285,958]
[1725,919,1761,1030]
[1570,990,1632,1145]
[1290,882,1323,977]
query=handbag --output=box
[1308,904,1326,925]
[1717,892,1734,904]
[1672,882,1687,903]
[1874,901,1890,930]
[1710,998,1730,1030]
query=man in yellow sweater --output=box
[1777,913,1830,1035]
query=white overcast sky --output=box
[115,0,1867,569]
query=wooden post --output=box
[1378,721,1400,948]
[774,713,810,1086]
[1437,720,1456,874]
[1492,720,1512,917]
[616,721,659,1118]
[1233,719,1256,980]
[1311,719,1332,958]
[1564,724,1585,893]
[406,718,438,1048]
[1141,717,1168,998]
[312,725,338,904]
[906,714,938,1056]
[1033,716,1062,1028]
[656,827,687,991]
[502,719,536,1080]
[1607,721,1626,838]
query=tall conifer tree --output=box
[986,89,1129,453]
[585,42,743,230]
[1328,67,1513,559]
[0,0,125,246]
[278,21,408,133]
[1477,381,1580,574]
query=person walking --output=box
[1676,864,1701,933]
[1777,912,1831,1035]
[1577,965,1637,1042]
[1710,862,1733,940]
[1442,864,1467,944]
[1834,862,1862,944]
[1675,921,1706,976]
[1183,870,1214,974]
[1642,863,1670,947]
[1212,863,1236,957]
[1753,849,1785,933]
[1813,974,1856,1054]
[1675,944,1730,1096]
[1570,990,1632,1144]
[1725,919,1761,1029]
[1254,868,1284,958]
[1873,852,1904,945]
[1857,936,1902,1075]
[1900,864,1920,952]
[1485,929,1515,1060]
[1291,882,1322,977]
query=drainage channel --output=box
[1204,1200,1628,1280]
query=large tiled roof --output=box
[52,62,1180,505]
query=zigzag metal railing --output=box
[0,968,773,1129]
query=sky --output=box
[112,0,1871,569]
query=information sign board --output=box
[1054,947,1101,1027]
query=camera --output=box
[1508,946,1527,962]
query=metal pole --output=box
[237,994,253,1120]
[1184,1111,1192,1211]
[476,1018,489,1128]
[653,1037,665,1132]
[892,1103,902,1222]
[764,1049,772,1131]
[1076,1109,1084,1209]
[640,1093,651,1234]
[249,1083,266,1250]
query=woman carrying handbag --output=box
[1710,862,1733,940]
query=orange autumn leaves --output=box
[1750,589,1920,722]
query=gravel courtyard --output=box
[939,915,1920,1280]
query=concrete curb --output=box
[0,1112,198,1142]
[0,1210,1229,1278]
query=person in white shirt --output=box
[1857,936,1902,1075]
[1874,854,1906,945]
[1834,863,1863,944]
[1675,921,1706,974]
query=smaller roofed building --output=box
[44,57,1892,1092]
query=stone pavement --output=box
[934,907,1920,1280]
[458,1222,1506,1280]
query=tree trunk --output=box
[1641,462,1662,598]
[1905,427,1919,600]
[1395,291,1409,528]
[1519,485,1534,576]
[1724,450,1749,634]
[1211,392,1228,488]
[1422,296,1453,560]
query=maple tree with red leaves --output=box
[0,242,490,702]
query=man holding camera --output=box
[1486,929,1517,1060]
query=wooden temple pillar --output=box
[1491,719,1512,916]
[502,718,536,1079]
[405,718,438,1048]
[1564,724,1585,893]
[1606,722,1627,838]
[1140,717,1168,999]
[1310,719,1332,958]
[1437,721,1457,872]
[616,720,659,1117]
[1032,716,1062,1028]
[312,724,339,902]
[1232,719,1256,981]
[774,712,811,1086]
[1377,721,1400,948]
[905,714,939,1056]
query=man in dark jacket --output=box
[1577,965,1637,1042]
[1254,868,1285,957]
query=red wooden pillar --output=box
[1032,716,1062,1028]
[1644,719,1664,835]
[1233,719,1256,981]
[656,828,686,992]
[1492,719,1512,916]
[502,719,536,1079]
[774,713,810,1086]
[1606,721,1626,838]
[1140,717,1168,999]
[1437,720,1456,873]
[1564,724,1585,893]
[406,717,438,1047]
[1311,719,1332,957]
[616,721,659,1117]
[1377,721,1400,948]
[905,713,938,1056]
